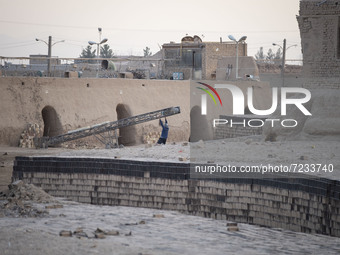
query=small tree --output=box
[255,47,265,61]
[274,48,282,60]
[100,44,114,58]
[274,48,282,65]
[266,48,275,64]
[143,46,152,57]
[79,45,96,63]
[80,45,96,58]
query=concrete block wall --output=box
[299,0,340,16]
[302,78,340,89]
[214,115,264,139]
[214,125,262,139]
[13,156,340,237]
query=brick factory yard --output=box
[1,189,340,255]
[1,136,340,191]
[0,136,340,254]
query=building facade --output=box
[162,35,248,80]
[297,0,340,88]
[29,54,60,66]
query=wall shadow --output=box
[116,104,137,146]
[41,105,63,138]
[189,105,211,142]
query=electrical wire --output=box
[0,42,40,50]
[0,40,36,46]
[0,19,299,35]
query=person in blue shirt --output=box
[157,118,169,145]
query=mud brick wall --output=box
[297,0,340,89]
[13,156,340,237]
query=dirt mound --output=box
[0,180,56,217]
[2,180,55,203]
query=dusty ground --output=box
[0,182,339,255]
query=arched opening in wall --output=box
[116,104,137,146]
[189,106,211,142]
[41,106,63,137]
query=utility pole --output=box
[281,38,286,87]
[47,36,52,77]
[228,35,247,79]
[88,28,108,78]
[35,36,64,77]
[98,27,102,59]
[236,42,239,79]
[273,39,297,87]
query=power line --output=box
[0,42,39,50]
[0,19,97,30]
[0,40,36,46]
[0,19,299,34]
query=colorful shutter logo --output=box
[196,82,223,106]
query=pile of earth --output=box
[0,180,57,217]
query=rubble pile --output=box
[143,131,161,144]
[130,69,147,79]
[19,123,43,148]
[59,227,132,239]
[0,180,56,217]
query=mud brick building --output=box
[162,35,254,80]
[297,0,340,88]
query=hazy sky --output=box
[0,0,302,61]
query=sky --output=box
[0,0,302,62]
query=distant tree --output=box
[79,45,96,63]
[143,46,152,57]
[80,45,96,58]
[255,47,265,61]
[100,44,114,58]
[273,48,283,65]
[266,48,275,63]
[274,48,282,60]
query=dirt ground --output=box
[1,185,339,255]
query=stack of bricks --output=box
[18,123,43,148]
[13,156,340,237]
